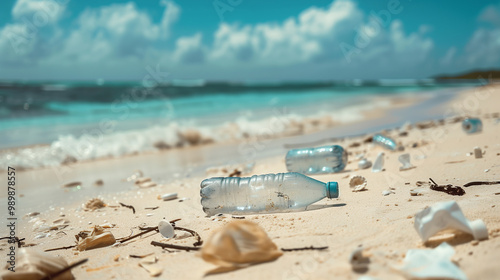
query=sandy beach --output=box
[2,84,500,279]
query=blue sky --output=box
[0,0,499,81]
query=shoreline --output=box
[2,84,500,279]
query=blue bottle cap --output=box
[326,182,339,198]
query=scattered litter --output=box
[94,179,104,186]
[416,181,429,186]
[372,152,384,173]
[462,118,482,134]
[349,246,370,273]
[125,170,143,182]
[429,178,465,196]
[139,255,163,277]
[158,193,178,201]
[414,201,488,242]
[397,242,467,280]
[484,169,490,173]
[62,181,82,188]
[398,153,414,171]
[358,158,372,169]
[232,216,245,219]
[84,198,106,211]
[372,134,397,150]
[281,246,328,252]
[99,223,116,228]
[135,177,152,185]
[138,181,157,188]
[158,220,175,239]
[473,146,482,159]
[178,197,190,202]
[410,188,425,196]
[200,220,282,274]
[77,226,116,251]
[0,248,77,280]
[24,212,40,218]
[146,213,154,217]
[382,190,394,196]
[349,175,367,192]
[444,160,466,164]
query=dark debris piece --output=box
[429,178,465,196]
[463,181,500,187]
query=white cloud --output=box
[55,1,180,62]
[12,0,66,23]
[479,4,500,26]
[440,47,457,65]
[173,33,205,64]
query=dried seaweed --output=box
[119,202,136,214]
[463,181,500,187]
[429,178,465,196]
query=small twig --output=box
[45,245,76,252]
[40,258,88,280]
[0,236,25,248]
[145,206,159,210]
[129,253,154,259]
[119,202,136,214]
[281,246,329,252]
[463,181,500,187]
[150,241,200,251]
[174,226,203,247]
[231,216,245,219]
[118,227,158,243]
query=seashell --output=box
[398,153,415,171]
[349,175,367,192]
[473,147,482,159]
[76,226,116,251]
[158,220,175,238]
[201,220,282,275]
[372,152,384,172]
[135,177,152,185]
[358,158,372,169]
[0,248,74,279]
[158,193,178,201]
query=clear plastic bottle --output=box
[285,145,347,174]
[200,172,339,216]
[462,118,482,134]
[372,134,397,151]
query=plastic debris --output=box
[397,242,467,280]
[158,220,175,238]
[0,248,74,280]
[372,134,397,150]
[349,246,370,272]
[349,175,367,192]
[414,201,488,242]
[77,226,116,251]
[200,220,282,274]
[158,193,178,201]
[398,153,414,171]
[135,177,152,185]
[462,118,482,134]
[473,147,482,159]
[62,181,81,188]
[286,145,347,174]
[84,198,106,211]
[139,255,163,277]
[382,190,394,196]
[358,158,372,169]
[372,152,384,172]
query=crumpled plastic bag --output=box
[200,220,283,274]
[77,225,116,251]
[1,248,74,280]
[397,242,467,280]
[414,201,488,242]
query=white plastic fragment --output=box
[372,152,384,172]
[382,190,394,196]
[158,193,178,201]
[158,220,175,238]
[350,175,367,192]
[358,158,372,169]
[397,242,467,280]
[473,147,482,159]
[414,201,488,242]
[398,153,414,171]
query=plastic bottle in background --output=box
[200,172,339,216]
[462,118,482,134]
[285,145,347,174]
[372,134,397,151]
